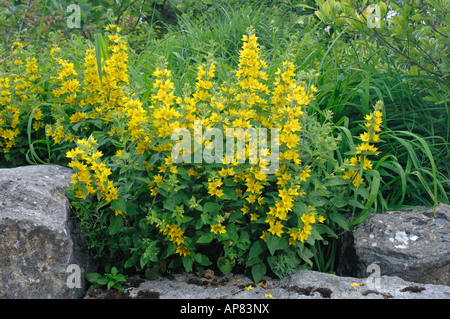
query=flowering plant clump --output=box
[0,42,43,161]
[0,27,384,281]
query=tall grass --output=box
[310,36,449,209]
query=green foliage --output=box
[314,0,449,105]
[86,266,128,291]
[0,0,180,51]
[312,0,449,207]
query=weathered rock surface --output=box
[84,270,450,299]
[337,204,450,286]
[0,165,96,298]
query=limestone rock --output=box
[84,270,450,299]
[0,165,97,298]
[336,204,450,286]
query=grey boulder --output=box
[0,165,96,298]
[337,204,450,286]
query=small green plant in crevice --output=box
[86,266,128,291]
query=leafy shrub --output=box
[0,24,386,281]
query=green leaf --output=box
[228,211,243,223]
[295,3,314,10]
[328,212,349,231]
[193,253,212,266]
[347,199,366,209]
[164,191,185,211]
[297,246,314,267]
[182,256,193,272]
[197,232,214,244]
[266,234,288,255]
[110,266,118,276]
[96,278,109,286]
[107,280,115,290]
[203,202,223,213]
[221,187,237,200]
[308,191,329,206]
[330,197,348,208]
[93,33,104,83]
[109,214,123,235]
[85,272,102,283]
[315,224,338,238]
[252,263,267,283]
[249,239,265,259]
[140,255,148,269]
[113,283,125,291]
[111,197,127,215]
[309,227,324,241]
[293,201,307,217]
[217,256,235,274]
[124,255,138,269]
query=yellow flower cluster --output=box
[344,101,384,186]
[47,25,130,148]
[83,49,104,106]
[46,57,80,144]
[193,62,216,102]
[289,206,325,245]
[159,224,189,256]
[52,58,79,104]
[0,47,42,153]
[0,77,11,105]
[66,137,119,204]
[0,106,20,153]
[236,33,269,106]
[150,66,180,140]
[211,224,226,235]
[208,178,224,197]
[0,24,391,277]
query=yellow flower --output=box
[268,221,284,237]
[362,157,373,170]
[153,174,164,184]
[356,142,378,154]
[211,224,226,235]
[219,167,229,177]
[215,189,224,197]
[360,131,371,142]
[349,156,358,166]
[299,168,311,181]
[245,285,253,291]
[301,213,315,225]
[260,230,268,242]
[91,151,103,160]
[245,194,257,203]
[176,245,190,256]
[112,208,125,218]
[246,178,264,194]
[265,294,273,299]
